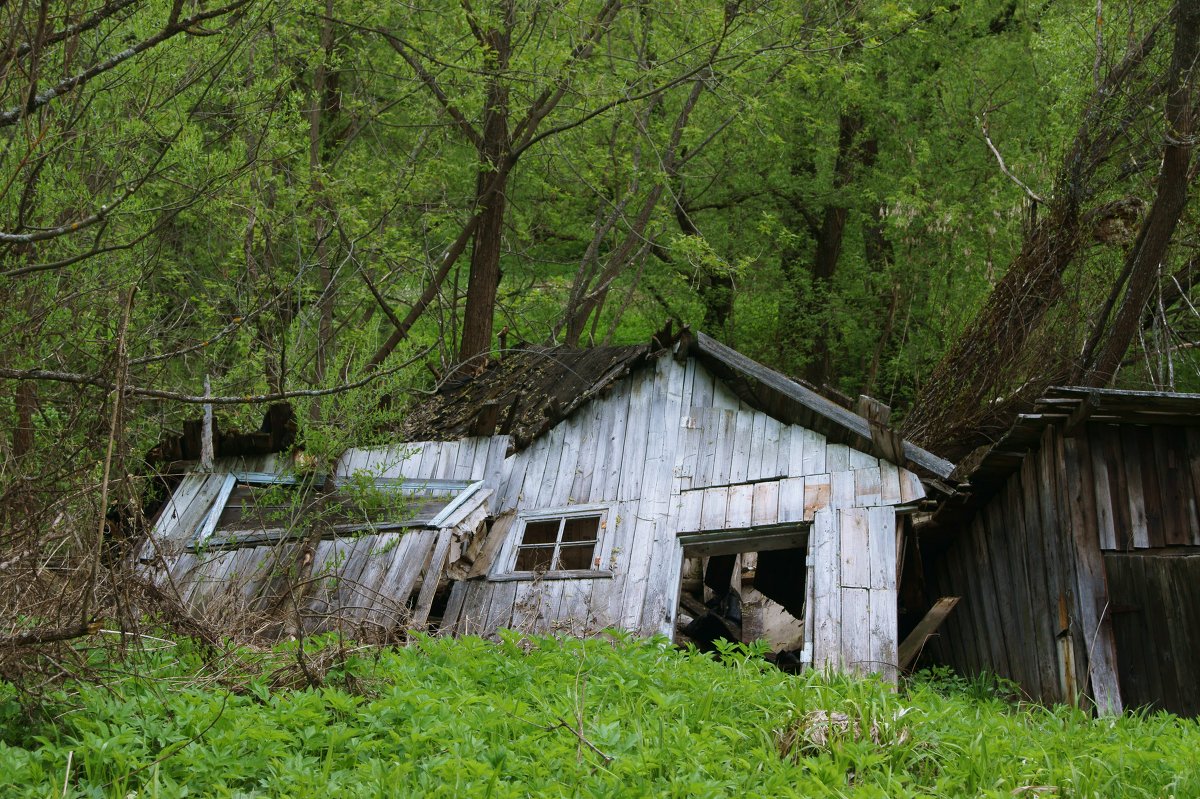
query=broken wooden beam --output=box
[897,596,960,670]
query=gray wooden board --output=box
[848,446,877,471]
[840,587,871,674]
[990,483,1038,695]
[778,477,805,523]
[826,444,850,473]
[344,534,395,620]
[867,507,895,592]
[880,461,902,505]
[854,467,882,508]
[620,359,674,630]
[811,509,840,668]
[1063,433,1123,713]
[700,487,728,530]
[761,416,782,480]
[636,357,688,634]
[839,508,870,589]
[455,582,490,636]
[484,580,519,636]
[729,411,754,483]
[712,410,736,486]
[440,580,467,634]
[1017,452,1061,702]
[746,413,767,482]
[600,379,633,501]
[868,587,898,682]
[677,491,704,533]
[801,429,826,476]
[691,360,715,408]
[830,470,854,509]
[725,483,754,529]
[369,529,436,627]
[803,474,831,520]
[569,400,601,504]
[151,473,208,540]
[751,481,780,527]
[412,529,454,628]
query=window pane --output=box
[515,546,555,572]
[520,519,560,545]
[557,543,597,570]
[562,516,600,543]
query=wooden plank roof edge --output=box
[692,331,954,480]
[1043,385,1200,402]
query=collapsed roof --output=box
[397,326,953,484]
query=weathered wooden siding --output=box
[928,423,1123,711]
[446,356,923,678]
[1105,550,1200,715]
[1080,424,1200,550]
[144,439,506,634]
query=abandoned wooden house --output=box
[920,387,1200,716]
[143,329,953,679]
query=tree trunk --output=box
[458,29,512,364]
[1083,0,1199,386]
[309,0,336,423]
[804,112,863,388]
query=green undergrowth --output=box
[1,633,1197,798]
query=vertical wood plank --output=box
[677,490,704,532]
[839,508,870,588]
[830,470,855,509]
[854,467,882,508]
[725,483,754,528]
[801,429,826,475]
[751,481,780,527]
[778,477,805,523]
[729,411,754,483]
[700,487,729,530]
[803,474,831,520]
[848,447,877,470]
[746,413,767,481]
[826,444,850,473]
[879,461,902,505]
[840,587,871,674]
[811,508,840,669]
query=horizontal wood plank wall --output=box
[928,423,1124,711]
[154,442,501,635]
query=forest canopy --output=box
[1,0,1197,583]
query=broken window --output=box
[509,510,606,574]
[190,470,482,549]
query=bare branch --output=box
[378,32,483,150]
[980,111,1046,205]
[0,0,250,128]
[0,346,433,405]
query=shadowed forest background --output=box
[1,0,1198,646]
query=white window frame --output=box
[492,503,614,581]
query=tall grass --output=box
[1,633,1196,797]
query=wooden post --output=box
[201,375,214,469]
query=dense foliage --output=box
[2,635,1197,798]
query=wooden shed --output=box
[920,387,1200,715]
[143,329,952,679]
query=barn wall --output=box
[1105,550,1200,715]
[928,423,1122,712]
[448,356,924,679]
[1078,423,1200,550]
